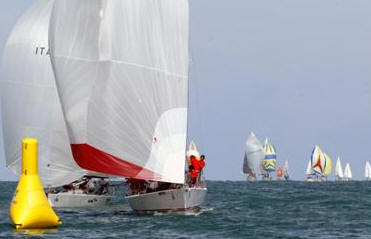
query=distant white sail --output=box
[305,159,312,175]
[344,163,352,180]
[365,161,371,180]
[0,0,85,187]
[335,157,344,180]
[243,132,264,178]
[284,160,289,178]
[49,0,189,183]
[284,160,289,172]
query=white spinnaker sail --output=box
[305,159,312,175]
[344,163,352,179]
[365,161,371,179]
[49,0,189,184]
[243,132,264,177]
[187,140,200,158]
[0,0,85,187]
[335,157,344,179]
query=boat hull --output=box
[125,187,207,212]
[306,178,322,182]
[48,192,114,208]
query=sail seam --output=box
[52,55,187,79]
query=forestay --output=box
[0,0,85,187]
[49,0,189,184]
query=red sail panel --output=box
[71,144,161,181]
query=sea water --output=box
[1,181,371,239]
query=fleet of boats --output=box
[242,134,369,182]
[243,132,290,181]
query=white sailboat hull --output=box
[126,187,207,212]
[306,176,322,182]
[48,192,114,208]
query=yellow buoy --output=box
[9,138,62,229]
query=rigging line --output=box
[189,43,205,153]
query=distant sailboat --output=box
[335,157,344,181]
[283,160,290,181]
[344,163,352,181]
[307,145,325,182]
[276,167,283,180]
[262,138,277,180]
[305,159,313,181]
[322,153,332,181]
[243,132,264,181]
[365,161,371,181]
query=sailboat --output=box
[0,0,114,207]
[322,153,332,181]
[48,0,206,212]
[305,159,314,181]
[262,138,277,180]
[343,163,352,181]
[283,160,290,180]
[243,132,265,181]
[365,161,371,181]
[306,145,326,182]
[335,157,344,181]
[276,167,283,180]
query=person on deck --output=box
[189,165,198,185]
[199,155,206,171]
[189,155,206,185]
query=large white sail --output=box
[243,132,264,178]
[49,0,189,184]
[0,0,85,187]
[344,163,352,180]
[335,157,344,180]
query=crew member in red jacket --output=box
[189,155,206,185]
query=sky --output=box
[1,0,371,181]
